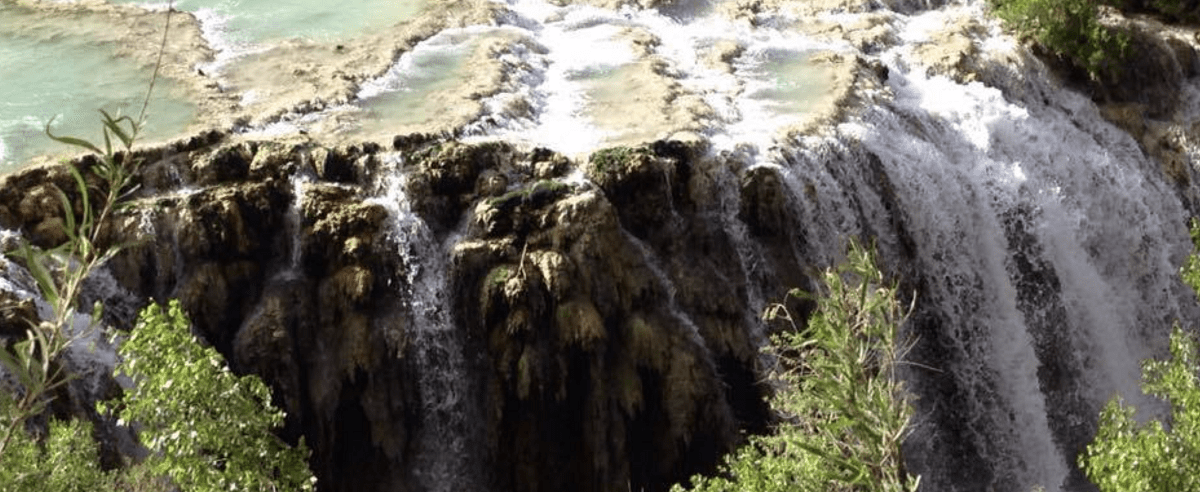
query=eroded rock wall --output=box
[0,133,815,492]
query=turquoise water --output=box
[0,0,429,173]
[0,7,196,173]
[745,49,834,117]
[356,31,476,132]
[106,0,427,44]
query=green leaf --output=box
[65,164,93,233]
[11,245,60,308]
[52,187,79,245]
[0,340,36,392]
[98,109,137,151]
[43,116,102,155]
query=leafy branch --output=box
[0,109,144,460]
[0,0,168,463]
[676,240,919,492]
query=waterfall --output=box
[368,156,482,492]
[753,4,1199,489]
[278,171,313,281]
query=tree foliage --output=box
[675,241,918,492]
[990,0,1128,77]
[0,8,315,483]
[0,417,111,491]
[105,300,316,492]
[1079,325,1200,491]
[0,108,144,461]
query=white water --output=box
[760,4,1196,490]
[355,26,496,136]
[470,0,843,156]
[367,157,481,492]
[279,172,314,279]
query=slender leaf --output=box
[98,109,137,150]
[43,117,101,155]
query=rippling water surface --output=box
[0,4,196,172]
[1,0,845,171]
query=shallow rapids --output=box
[1,0,852,170]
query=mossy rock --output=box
[485,179,571,210]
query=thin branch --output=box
[138,1,175,126]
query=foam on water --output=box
[722,46,838,154]
[208,0,846,155]
[461,0,843,156]
[356,27,489,131]
[9,1,1200,490]
[480,1,642,154]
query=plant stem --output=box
[138,0,175,126]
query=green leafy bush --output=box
[0,5,316,487]
[991,0,1128,77]
[0,299,317,492]
[675,242,917,492]
[1079,325,1200,492]
[0,108,145,462]
[103,300,316,492]
[0,417,111,491]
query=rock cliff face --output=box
[0,132,808,491]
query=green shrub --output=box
[0,417,112,491]
[675,241,917,492]
[0,299,317,492]
[103,300,316,492]
[1079,325,1200,492]
[0,6,315,483]
[991,0,1128,77]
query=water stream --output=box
[106,0,427,46]
[774,5,1197,489]
[368,160,482,492]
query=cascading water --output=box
[280,172,315,280]
[448,0,1200,488]
[760,4,1200,490]
[367,157,482,492]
